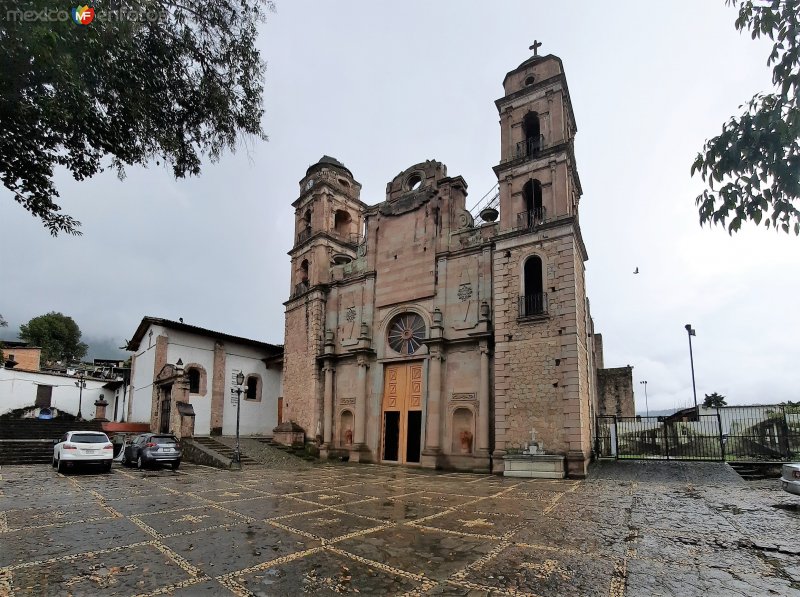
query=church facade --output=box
[281,52,632,477]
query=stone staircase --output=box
[191,436,258,465]
[728,461,784,481]
[254,437,318,462]
[0,419,105,465]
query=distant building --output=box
[126,317,283,438]
[1,341,42,371]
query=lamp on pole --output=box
[639,380,649,418]
[74,372,86,420]
[231,371,245,468]
[685,324,698,411]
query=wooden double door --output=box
[381,362,423,464]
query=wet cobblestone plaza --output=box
[0,460,798,596]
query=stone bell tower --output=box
[491,46,597,477]
[282,156,367,438]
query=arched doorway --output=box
[381,313,426,464]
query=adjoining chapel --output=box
[282,50,633,477]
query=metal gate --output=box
[159,390,171,434]
[596,406,800,462]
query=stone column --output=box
[421,310,444,469]
[321,359,335,457]
[477,341,490,456]
[354,357,368,446]
[350,355,370,463]
[210,341,226,435]
[424,351,442,452]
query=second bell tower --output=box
[491,47,597,477]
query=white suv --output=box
[53,431,114,473]
[781,463,800,496]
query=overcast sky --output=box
[2,1,798,413]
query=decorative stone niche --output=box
[339,410,354,447]
[451,407,474,454]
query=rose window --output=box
[387,313,426,355]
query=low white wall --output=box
[0,368,111,418]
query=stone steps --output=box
[192,436,258,465]
[0,440,55,464]
[0,420,104,440]
[254,437,317,461]
[0,420,107,464]
[729,461,783,480]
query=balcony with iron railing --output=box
[513,135,545,161]
[292,281,310,298]
[518,293,548,318]
[297,227,313,244]
[297,228,364,248]
[515,207,546,231]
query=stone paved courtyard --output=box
[0,460,798,596]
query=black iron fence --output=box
[518,293,547,318]
[515,207,546,231]
[596,405,800,462]
[514,135,546,160]
[297,227,313,244]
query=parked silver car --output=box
[781,463,800,496]
[121,433,182,470]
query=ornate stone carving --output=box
[457,283,473,302]
[452,392,477,401]
[345,307,356,322]
[339,397,356,406]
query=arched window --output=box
[387,313,426,355]
[521,256,545,316]
[294,260,310,297]
[521,180,544,229]
[303,209,311,226]
[245,374,262,401]
[300,259,309,283]
[188,369,200,394]
[185,365,207,395]
[522,111,542,156]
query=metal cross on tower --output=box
[529,40,543,56]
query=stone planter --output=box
[503,454,565,479]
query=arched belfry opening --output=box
[522,111,542,157]
[334,209,351,239]
[521,255,545,316]
[521,180,543,229]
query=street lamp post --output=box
[74,372,86,420]
[685,324,698,411]
[231,371,245,468]
[639,380,649,418]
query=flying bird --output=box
[633,267,639,274]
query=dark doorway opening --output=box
[406,411,422,463]
[383,412,400,461]
[35,385,53,408]
[159,387,172,433]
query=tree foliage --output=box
[703,392,728,408]
[19,312,88,363]
[691,0,800,235]
[0,0,272,235]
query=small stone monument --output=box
[503,428,565,479]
